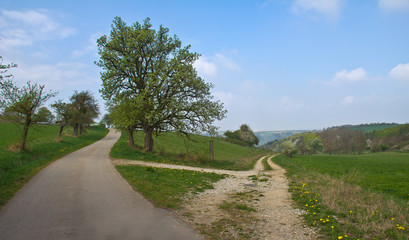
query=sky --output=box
[1,0,409,131]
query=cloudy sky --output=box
[1,0,408,131]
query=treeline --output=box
[263,123,409,156]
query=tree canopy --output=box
[224,124,259,147]
[96,17,226,152]
[69,90,99,136]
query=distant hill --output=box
[326,123,399,133]
[254,130,308,146]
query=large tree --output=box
[0,80,57,150]
[96,17,226,152]
[69,90,99,136]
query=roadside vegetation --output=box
[116,165,225,209]
[0,124,108,208]
[111,131,267,171]
[273,153,409,240]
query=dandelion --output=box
[338,236,343,239]
[391,218,395,221]
[331,226,334,229]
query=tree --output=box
[69,91,99,136]
[96,17,226,152]
[0,56,17,81]
[283,141,297,158]
[100,113,113,128]
[0,80,57,150]
[34,106,54,123]
[224,124,259,146]
[51,100,72,141]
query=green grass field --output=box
[0,123,108,208]
[116,165,225,209]
[274,152,409,201]
[111,131,267,170]
[273,153,409,239]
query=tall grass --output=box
[0,123,108,207]
[111,131,267,170]
[274,153,409,239]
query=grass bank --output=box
[116,165,225,209]
[273,153,409,240]
[0,123,108,208]
[111,131,267,170]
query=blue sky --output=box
[1,0,409,131]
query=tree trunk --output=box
[209,140,214,161]
[128,127,135,147]
[20,119,31,151]
[73,123,79,137]
[58,125,64,141]
[79,124,83,136]
[144,127,154,152]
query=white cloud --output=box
[390,63,409,82]
[328,67,368,85]
[215,54,240,71]
[379,0,409,11]
[0,9,76,50]
[279,96,307,111]
[194,53,240,78]
[213,91,234,107]
[71,33,100,58]
[292,0,344,19]
[194,56,218,78]
[12,62,99,91]
[341,95,355,105]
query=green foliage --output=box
[224,124,259,147]
[283,140,297,158]
[371,124,409,152]
[116,165,225,209]
[96,17,226,152]
[33,106,54,123]
[110,131,267,170]
[69,90,99,136]
[0,56,17,81]
[0,124,108,208]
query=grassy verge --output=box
[111,131,268,170]
[0,124,108,208]
[273,154,409,240]
[115,165,225,209]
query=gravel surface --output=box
[114,156,317,239]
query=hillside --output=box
[111,131,268,170]
[255,130,307,146]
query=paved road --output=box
[0,129,203,240]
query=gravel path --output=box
[113,155,317,239]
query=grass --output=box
[111,131,268,170]
[273,153,409,240]
[0,123,108,208]
[115,165,225,209]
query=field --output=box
[0,123,108,208]
[273,153,409,239]
[111,131,267,170]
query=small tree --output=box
[34,106,54,123]
[51,100,72,141]
[69,91,99,136]
[283,141,297,158]
[0,80,57,150]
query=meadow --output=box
[273,153,409,240]
[0,123,108,208]
[110,131,267,170]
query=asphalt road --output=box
[0,129,203,240]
